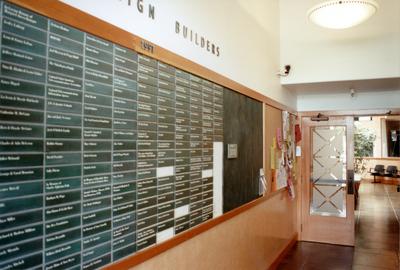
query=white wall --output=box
[61,0,296,109]
[297,89,400,111]
[280,0,400,112]
[280,0,400,84]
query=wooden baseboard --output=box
[268,233,298,270]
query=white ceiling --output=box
[279,0,400,94]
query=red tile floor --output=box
[277,180,400,270]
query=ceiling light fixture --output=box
[308,0,379,29]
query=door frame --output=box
[300,116,355,246]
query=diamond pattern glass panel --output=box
[311,126,347,217]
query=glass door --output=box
[301,116,355,246]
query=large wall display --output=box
[0,1,223,269]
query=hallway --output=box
[353,181,400,269]
[277,181,400,269]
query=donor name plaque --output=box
[0,1,224,269]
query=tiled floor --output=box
[353,181,399,269]
[277,180,400,270]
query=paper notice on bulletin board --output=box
[276,128,282,150]
[276,162,288,189]
[270,146,276,170]
[282,111,289,140]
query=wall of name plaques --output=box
[0,1,224,269]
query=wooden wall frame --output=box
[5,0,297,268]
[105,190,286,269]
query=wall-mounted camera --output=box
[277,65,291,77]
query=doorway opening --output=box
[352,115,400,270]
[354,115,400,186]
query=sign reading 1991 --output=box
[0,1,223,269]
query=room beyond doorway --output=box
[354,115,400,185]
[277,180,400,270]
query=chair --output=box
[370,164,385,183]
[385,165,398,178]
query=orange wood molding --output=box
[267,233,298,270]
[9,0,295,114]
[104,189,287,270]
[299,109,400,117]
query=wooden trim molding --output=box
[9,0,295,114]
[105,189,287,270]
[299,109,400,117]
[267,233,298,270]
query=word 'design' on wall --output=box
[119,0,155,19]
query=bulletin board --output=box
[264,105,297,194]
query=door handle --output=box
[347,169,354,195]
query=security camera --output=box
[277,65,291,77]
[283,65,291,75]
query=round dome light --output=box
[308,0,379,29]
